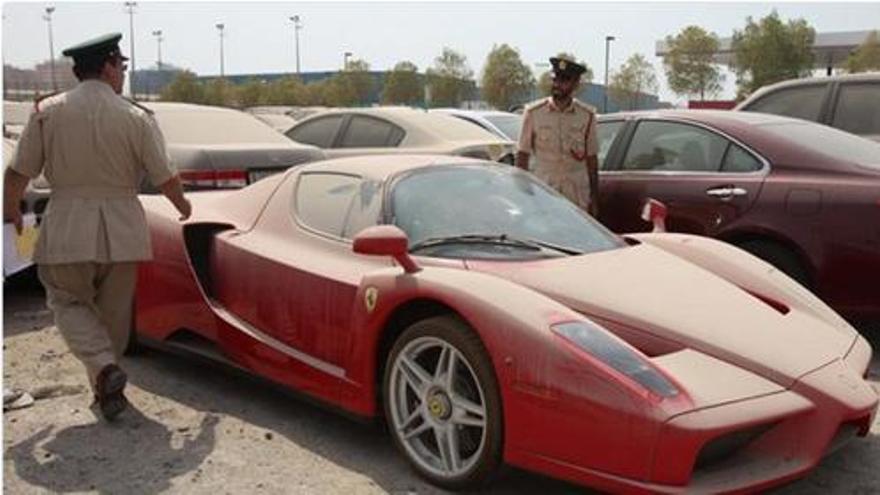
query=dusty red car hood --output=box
[466,243,855,388]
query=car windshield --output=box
[389,164,623,259]
[151,107,293,145]
[758,121,880,169]
[484,115,523,141]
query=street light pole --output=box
[43,6,56,92]
[343,51,352,70]
[152,30,163,70]
[124,2,137,98]
[603,35,615,113]
[216,23,225,78]
[289,15,302,74]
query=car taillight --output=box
[179,169,248,189]
[551,320,681,401]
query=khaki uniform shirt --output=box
[10,80,175,264]
[517,97,598,209]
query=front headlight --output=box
[551,321,680,400]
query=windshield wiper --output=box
[409,234,582,256]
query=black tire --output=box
[383,315,503,490]
[738,240,811,288]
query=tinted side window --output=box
[832,83,880,136]
[622,121,727,172]
[295,173,360,237]
[286,115,345,148]
[339,116,403,148]
[721,144,762,172]
[745,85,827,122]
[596,121,624,169]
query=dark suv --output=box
[735,73,880,142]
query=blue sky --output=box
[3,1,879,103]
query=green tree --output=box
[846,30,880,73]
[480,44,535,110]
[203,78,234,107]
[236,78,268,108]
[425,47,473,107]
[159,70,205,103]
[536,52,594,97]
[322,74,357,107]
[663,26,724,100]
[265,76,308,105]
[609,54,659,111]
[732,11,816,97]
[342,58,374,106]
[383,61,423,105]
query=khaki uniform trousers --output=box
[38,262,136,393]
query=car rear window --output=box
[832,83,880,136]
[152,108,293,145]
[743,84,827,122]
[759,121,880,169]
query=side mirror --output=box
[353,225,420,273]
[641,198,668,233]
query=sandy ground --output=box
[3,276,880,495]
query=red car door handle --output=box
[706,186,747,200]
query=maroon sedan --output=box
[596,110,880,321]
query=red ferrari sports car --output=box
[135,155,878,493]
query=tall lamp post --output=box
[289,15,302,74]
[43,6,57,92]
[152,29,163,98]
[124,2,137,98]
[603,35,615,113]
[152,29,163,70]
[343,51,352,70]
[216,23,225,78]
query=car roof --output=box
[736,72,880,108]
[431,108,518,118]
[144,102,298,146]
[294,153,487,182]
[295,106,509,145]
[599,109,805,127]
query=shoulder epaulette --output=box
[33,91,60,113]
[574,99,597,113]
[526,98,551,112]
[123,97,154,115]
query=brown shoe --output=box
[94,364,128,421]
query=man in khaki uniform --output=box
[516,55,599,216]
[3,33,191,421]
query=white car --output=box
[285,107,515,163]
[429,108,523,141]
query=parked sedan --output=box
[735,72,880,142]
[429,108,523,141]
[146,102,325,190]
[136,155,876,492]
[284,107,515,163]
[596,110,880,321]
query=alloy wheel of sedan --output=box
[384,316,502,488]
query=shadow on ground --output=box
[124,347,589,495]
[6,405,219,494]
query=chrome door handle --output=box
[706,186,747,199]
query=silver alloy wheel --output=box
[388,335,489,480]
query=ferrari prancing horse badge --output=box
[365,287,379,312]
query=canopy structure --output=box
[656,30,875,75]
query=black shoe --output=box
[94,364,128,421]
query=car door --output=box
[599,119,767,235]
[323,115,406,159]
[211,171,388,394]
